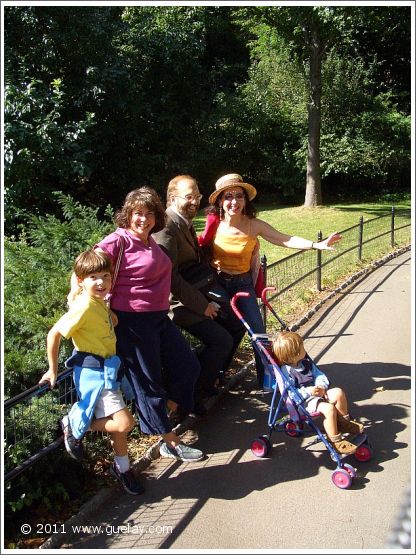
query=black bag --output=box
[181,262,216,290]
[181,263,229,306]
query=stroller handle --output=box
[261,286,277,304]
[260,286,288,330]
[230,291,250,321]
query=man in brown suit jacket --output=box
[154,175,245,412]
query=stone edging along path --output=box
[40,244,410,549]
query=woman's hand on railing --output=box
[315,232,342,251]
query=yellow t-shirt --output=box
[56,294,116,358]
[212,230,258,274]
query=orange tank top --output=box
[212,228,257,274]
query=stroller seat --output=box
[252,333,321,424]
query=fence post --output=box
[358,215,364,261]
[316,231,322,291]
[260,254,267,327]
[391,206,395,248]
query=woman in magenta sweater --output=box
[94,187,204,462]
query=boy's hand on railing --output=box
[39,369,57,389]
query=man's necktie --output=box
[189,224,201,262]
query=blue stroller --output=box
[230,288,373,489]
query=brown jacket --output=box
[153,207,210,327]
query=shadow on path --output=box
[69,358,409,549]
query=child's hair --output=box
[74,250,112,279]
[272,330,304,365]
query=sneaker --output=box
[109,463,145,495]
[159,441,204,462]
[61,415,84,461]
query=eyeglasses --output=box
[223,192,245,201]
[175,194,202,202]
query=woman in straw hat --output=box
[199,173,341,387]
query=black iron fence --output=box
[260,207,411,325]
[3,207,411,482]
[4,368,75,482]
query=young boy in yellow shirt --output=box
[40,250,143,495]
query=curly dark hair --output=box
[206,189,257,219]
[114,187,166,233]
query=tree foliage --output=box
[3,5,411,225]
[4,78,95,228]
[4,194,114,397]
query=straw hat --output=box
[209,173,257,204]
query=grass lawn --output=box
[193,196,411,265]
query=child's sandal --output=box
[329,434,357,455]
[336,414,364,435]
[332,439,357,455]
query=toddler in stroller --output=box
[272,330,364,455]
[230,288,373,489]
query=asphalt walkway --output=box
[48,251,412,551]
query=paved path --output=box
[63,252,412,550]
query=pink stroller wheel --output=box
[342,463,357,478]
[284,420,301,437]
[251,437,270,458]
[331,468,353,489]
[354,443,373,462]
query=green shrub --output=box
[4,192,114,397]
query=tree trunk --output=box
[304,25,322,207]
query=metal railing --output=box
[260,207,411,325]
[3,207,411,482]
[4,368,75,482]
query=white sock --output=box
[115,455,129,474]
